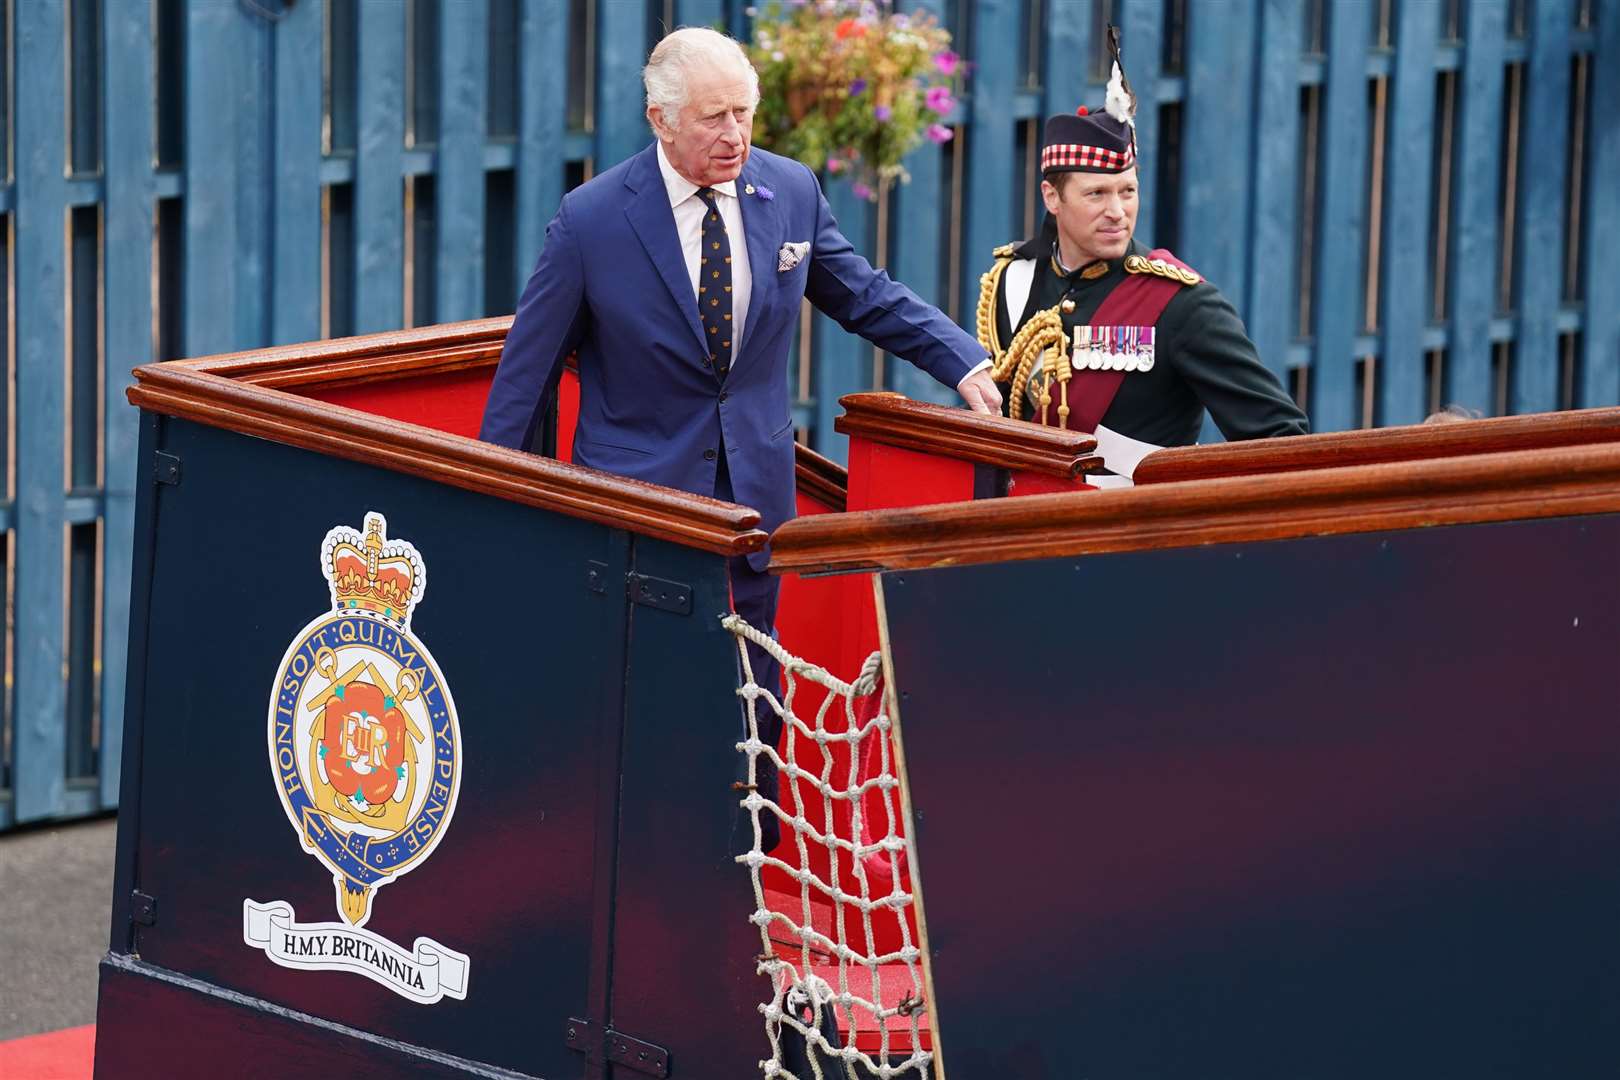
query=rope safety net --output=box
[724,613,932,1080]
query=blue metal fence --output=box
[1,0,1616,829]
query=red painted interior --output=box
[1007,468,1096,496]
[555,367,580,462]
[847,438,977,513]
[303,367,494,440]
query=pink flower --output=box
[925,123,953,144]
[827,157,846,174]
[852,181,874,200]
[924,85,955,114]
[934,51,960,77]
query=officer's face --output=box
[1043,168,1140,265]
[649,63,756,188]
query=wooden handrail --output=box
[170,317,515,390]
[835,392,1104,478]
[768,441,1620,574]
[129,329,770,557]
[179,317,844,511]
[1135,407,1620,484]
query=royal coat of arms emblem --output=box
[243,512,469,1004]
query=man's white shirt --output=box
[657,142,751,352]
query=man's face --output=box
[1042,167,1139,264]
[649,62,756,187]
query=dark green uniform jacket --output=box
[991,233,1309,448]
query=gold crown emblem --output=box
[319,513,425,629]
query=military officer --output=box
[977,75,1307,480]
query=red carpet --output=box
[0,1024,94,1079]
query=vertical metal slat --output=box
[1119,0,1164,248]
[1179,0,1257,318]
[183,2,243,355]
[273,0,325,345]
[353,0,406,333]
[1581,0,1620,406]
[594,0,649,171]
[1448,0,1507,413]
[98,0,153,809]
[1511,0,1574,414]
[13,0,69,822]
[1310,0,1374,432]
[436,0,489,323]
[514,0,569,299]
[886,0,954,407]
[812,184,873,461]
[959,0,1020,321]
[1248,0,1306,391]
[1378,0,1441,427]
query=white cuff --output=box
[955,358,993,391]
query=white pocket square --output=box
[777,241,810,272]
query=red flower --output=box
[834,18,866,39]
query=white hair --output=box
[643,26,759,131]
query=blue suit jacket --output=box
[480,144,981,568]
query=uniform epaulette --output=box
[1124,253,1202,286]
[992,242,1018,259]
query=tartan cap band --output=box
[1041,142,1136,174]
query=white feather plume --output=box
[1105,60,1133,125]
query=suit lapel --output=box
[735,157,780,364]
[623,146,709,356]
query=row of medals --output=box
[1070,325,1156,372]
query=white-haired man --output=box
[481,27,998,848]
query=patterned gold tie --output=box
[696,187,733,379]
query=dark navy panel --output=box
[609,537,762,1078]
[94,957,518,1079]
[883,517,1620,1078]
[126,418,609,1077]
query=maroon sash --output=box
[1041,248,1194,432]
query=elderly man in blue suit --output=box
[481,27,998,845]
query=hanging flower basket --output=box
[749,1,966,201]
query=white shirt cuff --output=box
[956,358,992,391]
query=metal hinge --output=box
[131,890,158,927]
[585,560,608,595]
[626,573,692,616]
[154,451,182,486]
[565,1017,669,1078]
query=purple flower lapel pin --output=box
[747,182,775,202]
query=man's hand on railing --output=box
[957,367,1004,415]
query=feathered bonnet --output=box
[1040,24,1137,177]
